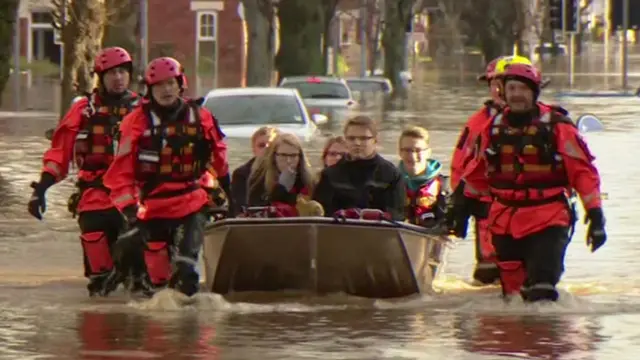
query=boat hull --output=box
[202,217,452,299]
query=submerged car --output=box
[279,76,357,121]
[201,215,452,299]
[203,87,328,142]
[345,76,393,97]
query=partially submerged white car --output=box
[202,87,328,142]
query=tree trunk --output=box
[0,0,19,108]
[59,0,106,119]
[322,26,330,73]
[102,0,140,71]
[382,0,413,99]
[275,0,324,82]
[320,0,340,75]
[243,0,275,86]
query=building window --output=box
[196,11,218,93]
[339,18,352,46]
[199,12,216,40]
[31,11,53,25]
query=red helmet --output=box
[502,63,542,87]
[144,57,184,86]
[477,56,504,81]
[94,47,132,73]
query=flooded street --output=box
[1,83,640,360]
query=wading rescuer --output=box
[450,55,533,285]
[27,47,142,296]
[102,57,230,297]
[448,63,607,302]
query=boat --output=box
[201,216,453,299]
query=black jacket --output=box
[230,157,255,216]
[312,154,406,221]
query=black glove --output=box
[27,172,56,220]
[121,205,139,228]
[445,183,472,238]
[218,173,232,209]
[585,207,606,253]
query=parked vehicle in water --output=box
[202,87,327,142]
[278,76,357,120]
[345,76,393,97]
[201,215,452,300]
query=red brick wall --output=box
[217,0,244,88]
[147,0,244,94]
[148,0,197,95]
[19,17,28,58]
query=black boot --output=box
[99,268,127,297]
[87,273,110,297]
[472,264,501,285]
[169,263,200,297]
[522,285,559,302]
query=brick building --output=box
[148,0,244,95]
[15,0,245,96]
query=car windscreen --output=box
[204,94,304,125]
[280,81,350,99]
[346,80,390,93]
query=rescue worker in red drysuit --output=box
[451,56,507,285]
[451,55,566,285]
[244,133,318,217]
[102,56,230,297]
[313,116,406,221]
[448,63,607,302]
[27,47,142,296]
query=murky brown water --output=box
[1,82,639,360]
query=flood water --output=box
[0,81,639,360]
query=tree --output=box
[243,0,277,86]
[52,0,107,118]
[0,0,19,107]
[102,0,140,69]
[457,0,526,63]
[382,0,414,98]
[275,0,325,82]
[320,0,340,74]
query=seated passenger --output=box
[230,126,279,216]
[398,126,449,228]
[312,116,406,221]
[321,136,347,168]
[245,133,320,217]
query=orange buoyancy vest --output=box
[485,107,573,206]
[405,174,449,226]
[135,102,212,191]
[74,91,140,172]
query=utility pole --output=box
[13,4,20,111]
[621,0,629,89]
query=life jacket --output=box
[405,174,450,226]
[74,91,140,172]
[485,105,573,206]
[136,100,212,197]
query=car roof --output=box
[344,77,391,83]
[280,76,346,84]
[205,87,298,98]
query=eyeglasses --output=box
[326,151,346,157]
[400,147,429,154]
[345,136,374,142]
[275,152,300,159]
[255,142,269,149]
